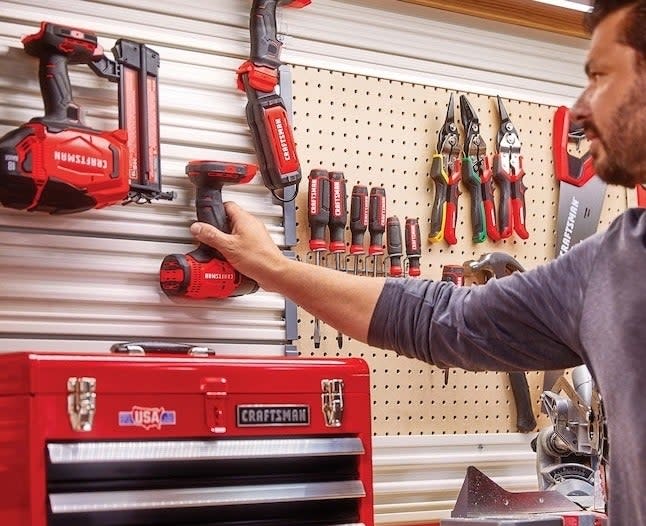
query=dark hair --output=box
[586,1,646,63]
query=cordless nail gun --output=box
[0,21,174,214]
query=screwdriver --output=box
[307,169,330,349]
[349,184,369,275]
[404,217,421,277]
[386,216,403,277]
[327,171,347,349]
[368,187,387,277]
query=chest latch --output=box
[67,377,97,432]
[321,379,344,427]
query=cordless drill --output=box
[159,161,259,299]
[0,22,172,214]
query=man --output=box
[190,1,645,524]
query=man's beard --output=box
[591,74,646,187]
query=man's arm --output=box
[189,201,385,343]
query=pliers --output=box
[493,96,528,239]
[429,94,462,245]
[460,95,499,243]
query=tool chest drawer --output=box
[0,351,373,526]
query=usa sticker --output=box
[118,406,176,430]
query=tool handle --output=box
[243,87,301,191]
[552,105,595,187]
[308,169,330,251]
[428,154,447,243]
[480,157,500,242]
[637,184,646,207]
[368,187,387,255]
[249,0,283,69]
[511,160,529,239]
[405,217,421,277]
[493,154,513,239]
[328,171,347,253]
[110,341,216,356]
[444,160,461,246]
[23,22,98,124]
[350,184,369,254]
[441,264,464,286]
[508,371,537,433]
[386,216,403,277]
[462,157,487,243]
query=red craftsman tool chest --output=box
[0,348,373,526]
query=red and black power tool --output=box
[159,161,260,299]
[236,0,310,200]
[0,21,173,214]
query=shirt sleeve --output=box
[367,235,604,372]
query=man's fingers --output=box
[190,222,223,247]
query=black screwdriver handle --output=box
[368,187,387,255]
[350,185,369,254]
[328,171,347,254]
[308,169,330,251]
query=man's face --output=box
[571,6,646,187]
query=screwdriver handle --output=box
[328,171,347,253]
[308,169,330,251]
[386,216,403,277]
[405,217,421,277]
[350,185,369,254]
[368,187,387,255]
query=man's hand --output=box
[190,200,384,343]
[190,202,287,292]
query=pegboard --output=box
[290,66,627,436]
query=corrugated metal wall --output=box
[0,0,591,522]
[0,0,588,351]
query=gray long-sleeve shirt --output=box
[368,208,646,526]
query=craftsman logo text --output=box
[54,150,108,169]
[559,196,579,256]
[275,118,291,161]
[237,405,310,427]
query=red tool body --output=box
[0,349,374,526]
[0,22,172,214]
[159,161,258,299]
[236,0,310,197]
[638,185,646,207]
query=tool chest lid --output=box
[0,351,370,395]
